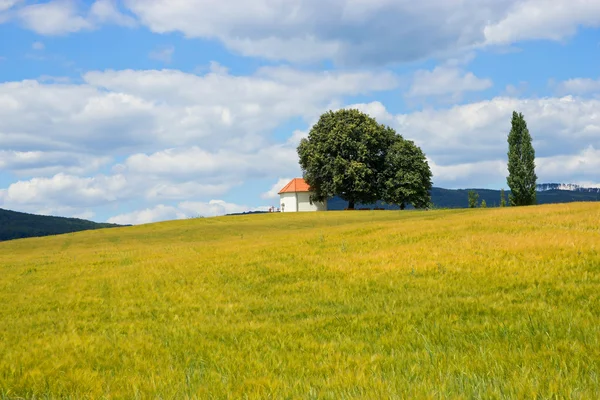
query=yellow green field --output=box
[1,203,599,399]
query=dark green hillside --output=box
[0,208,123,242]
[326,188,600,210]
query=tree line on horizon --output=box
[298,109,538,210]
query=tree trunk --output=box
[400,202,406,210]
[348,200,355,210]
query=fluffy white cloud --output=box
[0,67,396,156]
[13,0,134,35]
[119,145,299,183]
[261,178,293,199]
[5,1,599,66]
[107,200,269,225]
[484,0,600,45]
[0,170,233,210]
[0,66,395,220]
[553,77,600,96]
[107,204,186,225]
[0,0,21,13]
[386,95,600,166]
[407,66,493,98]
[536,145,600,182]
[31,41,44,50]
[123,0,496,64]
[121,0,600,65]
[0,150,111,176]
[17,0,92,35]
[0,0,21,22]
[428,145,600,189]
[89,0,136,27]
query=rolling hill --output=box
[3,184,599,242]
[1,203,599,398]
[0,208,123,242]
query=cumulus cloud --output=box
[5,1,599,66]
[107,200,269,225]
[0,0,22,22]
[0,170,233,211]
[484,0,600,45]
[0,0,21,13]
[0,150,111,176]
[553,77,600,96]
[0,67,396,156]
[14,0,134,35]
[17,0,92,35]
[407,66,493,99]
[261,178,294,199]
[89,0,136,27]
[107,204,186,225]
[0,66,396,220]
[120,0,600,65]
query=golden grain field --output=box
[1,203,599,399]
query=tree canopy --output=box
[506,111,537,206]
[297,109,432,210]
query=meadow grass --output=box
[1,203,599,399]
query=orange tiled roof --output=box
[278,178,312,194]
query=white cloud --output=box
[32,41,44,50]
[0,0,21,21]
[107,205,186,225]
[407,66,493,98]
[107,200,269,225]
[89,0,136,27]
[0,66,397,220]
[124,0,499,65]
[0,0,21,13]
[148,45,174,63]
[484,0,600,45]
[18,0,92,35]
[179,200,269,217]
[536,145,600,182]
[0,173,128,208]
[261,177,293,199]
[5,0,599,66]
[120,146,299,183]
[0,169,234,211]
[390,96,600,164]
[14,0,134,35]
[428,158,507,189]
[0,67,396,157]
[428,145,600,189]
[0,150,111,176]
[554,77,600,96]
[120,0,600,65]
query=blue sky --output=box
[1,0,600,224]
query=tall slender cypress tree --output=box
[506,111,537,206]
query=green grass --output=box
[1,204,600,399]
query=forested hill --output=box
[327,187,600,210]
[0,208,123,242]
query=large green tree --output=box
[506,111,537,206]
[380,139,432,210]
[297,109,432,210]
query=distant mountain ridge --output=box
[326,184,600,210]
[0,208,124,242]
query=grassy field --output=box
[1,203,599,399]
